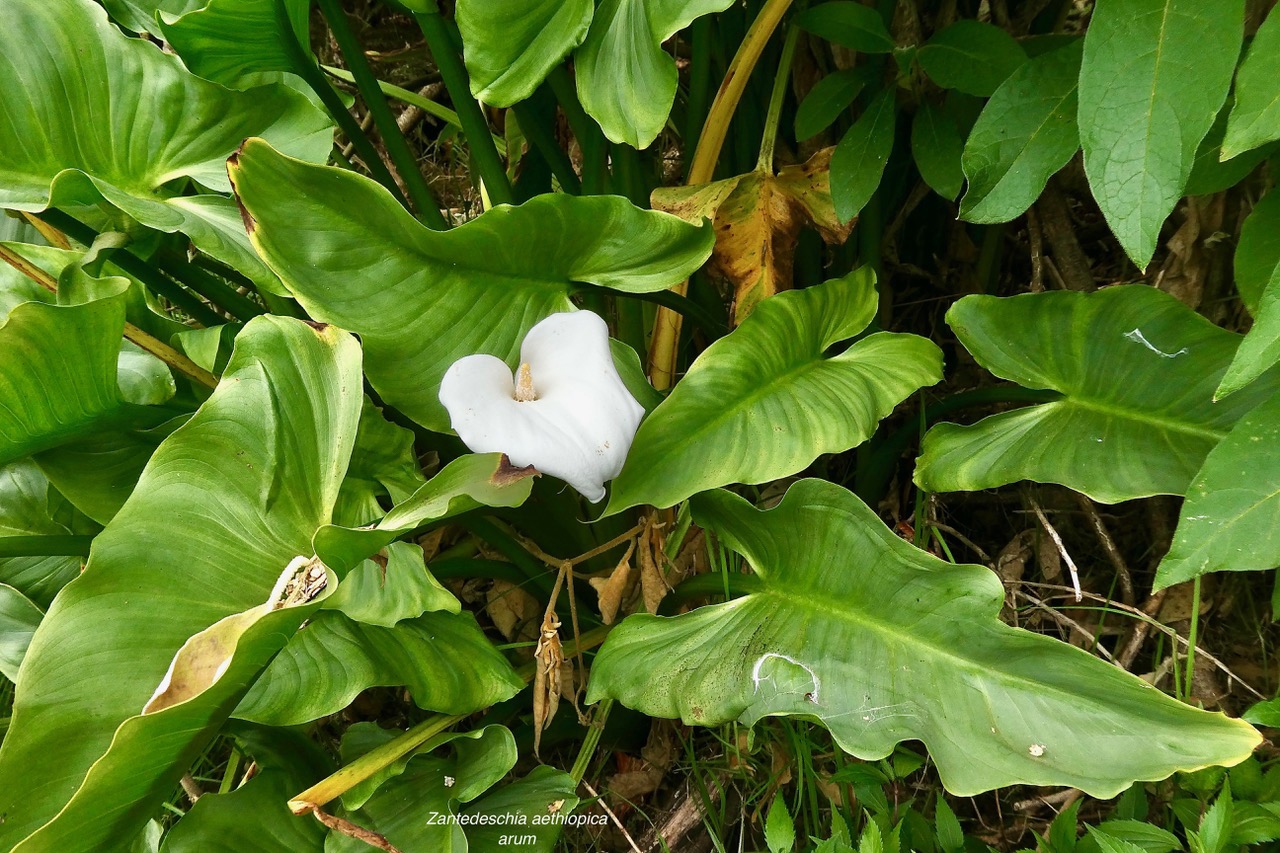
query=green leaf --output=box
[0,583,42,682]
[575,0,735,148]
[234,610,522,725]
[911,102,966,201]
[161,770,326,853]
[325,542,458,627]
[1078,0,1244,268]
[0,316,364,850]
[960,40,1082,223]
[934,798,964,853]
[918,21,1027,97]
[161,0,311,87]
[795,3,895,53]
[0,459,98,608]
[796,68,868,142]
[100,0,202,33]
[463,765,582,853]
[1236,192,1280,314]
[316,453,536,575]
[831,89,897,223]
[858,812,885,853]
[767,792,797,853]
[1153,390,1280,589]
[588,480,1261,797]
[0,0,332,290]
[1243,696,1280,727]
[1198,780,1233,853]
[455,0,593,105]
[228,137,713,431]
[914,286,1280,503]
[607,269,942,513]
[1088,829,1151,853]
[1223,7,1280,160]
[1185,103,1278,197]
[1077,821,1180,853]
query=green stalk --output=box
[0,536,95,558]
[512,101,582,194]
[155,250,265,323]
[316,0,448,229]
[684,16,713,177]
[569,699,613,783]
[272,0,408,207]
[756,24,800,173]
[1185,577,1202,703]
[574,284,726,338]
[413,8,514,206]
[39,211,225,327]
[547,66,607,194]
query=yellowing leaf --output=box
[652,148,852,324]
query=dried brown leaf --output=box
[589,541,636,625]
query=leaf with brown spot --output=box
[652,148,853,325]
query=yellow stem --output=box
[20,211,71,249]
[647,0,795,389]
[0,242,219,390]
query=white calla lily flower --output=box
[439,311,645,503]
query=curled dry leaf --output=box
[485,579,539,642]
[652,147,853,324]
[638,517,672,615]
[589,540,636,625]
[533,609,565,756]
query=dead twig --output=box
[1028,497,1082,601]
[581,779,643,853]
[1014,589,1116,663]
[1074,494,1136,605]
[310,807,404,853]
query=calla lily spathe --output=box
[439,311,645,503]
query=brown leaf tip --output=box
[492,454,539,486]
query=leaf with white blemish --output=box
[588,480,1260,796]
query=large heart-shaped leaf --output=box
[1153,390,1280,590]
[652,148,853,324]
[575,0,736,148]
[588,480,1260,797]
[0,0,332,289]
[960,40,1082,224]
[161,0,311,87]
[607,269,942,513]
[0,459,98,609]
[0,316,364,851]
[161,770,326,853]
[914,286,1280,503]
[234,610,522,726]
[1077,0,1243,268]
[1222,7,1280,160]
[455,0,593,105]
[229,137,713,431]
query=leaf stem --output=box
[0,241,220,390]
[512,100,582,194]
[316,0,448,229]
[548,66,607,194]
[756,24,799,173]
[1185,576,1201,702]
[413,8,514,206]
[569,698,612,783]
[0,535,95,558]
[272,0,409,208]
[649,0,795,389]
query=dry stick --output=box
[179,774,205,804]
[1013,787,1082,813]
[930,521,993,565]
[1028,497,1082,601]
[1026,205,1046,292]
[311,807,405,853]
[1116,589,1167,670]
[1013,589,1116,663]
[0,243,219,390]
[581,779,644,853]
[1035,177,1095,292]
[648,0,795,389]
[1073,493,1135,605]
[1024,582,1264,698]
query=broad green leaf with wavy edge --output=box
[607,269,942,514]
[161,0,310,87]
[589,480,1261,797]
[0,583,42,681]
[1218,193,1280,397]
[913,286,1280,504]
[0,0,332,291]
[456,0,593,105]
[325,541,458,627]
[101,0,203,33]
[234,610,521,726]
[333,398,428,529]
[329,725,579,853]
[1153,391,1280,590]
[161,770,325,853]
[1078,0,1243,268]
[918,20,1027,97]
[575,0,736,148]
[316,453,536,574]
[1223,8,1280,160]
[0,460,98,609]
[229,138,713,431]
[960,40,1082,223]
[0,316,363,851]
[831,89,896,223]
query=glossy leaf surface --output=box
[589,480,1261,797]
[456,0,593,105]
[1219,193,1280,397]
[1223,7,1280,160]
